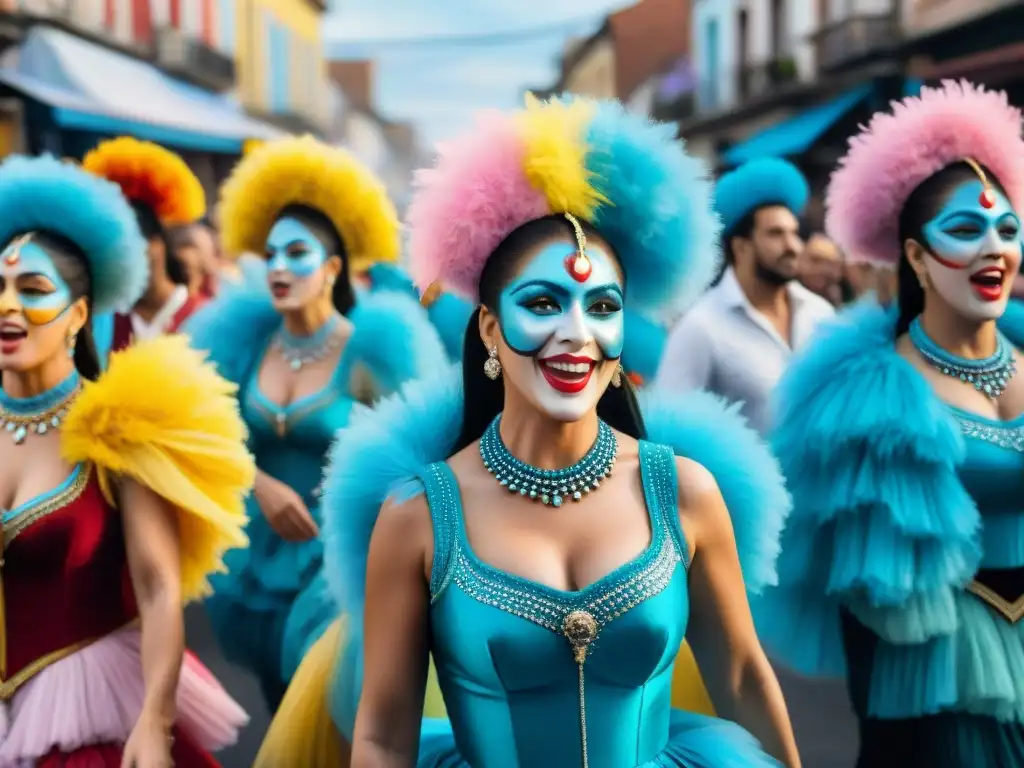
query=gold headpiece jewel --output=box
[963,157,997,209]
[1,233,33,266]
[562,213,592,282]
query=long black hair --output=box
[0,230,102,390]
[452,214,646,453]
[274,204,356,316]
[895,161,1008,336]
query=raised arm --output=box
[351,495,434,768]
[678,458,801,768]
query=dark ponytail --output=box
[895,160,1008,336]
[451,216,647,453]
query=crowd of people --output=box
[0,80,1021,768]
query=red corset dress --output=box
[0,464,245,767]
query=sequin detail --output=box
[423,442,686,639]
[957,416,1024,452]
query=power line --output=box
[327,13,603,49]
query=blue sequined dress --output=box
[184,287,445,706]
[409,443,780,767]
[755,300,1024,767]
[323,369,794,768]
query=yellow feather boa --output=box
[60,334,253,602]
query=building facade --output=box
[235,0,329,134]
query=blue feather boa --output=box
[753,300,1024,678]
[320,370,790,635]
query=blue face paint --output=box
[922,179,1021,269]
[264,217,328,278]
[0,236,73,325]
[498,241,624,359]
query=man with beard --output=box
[654,157,834,434]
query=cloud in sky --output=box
[324,0,636,146]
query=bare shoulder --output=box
[673,456,731,550]
[375,489,434,569]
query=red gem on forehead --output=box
[564,253,591,283]
[980,188,997,209]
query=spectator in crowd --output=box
[654,157,834,435]
[798,232,844,306]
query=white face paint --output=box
[495,240,624,423]
[921,179,1022,321]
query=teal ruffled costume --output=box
[754,299,1024,766]
[183,287,445,708]
[320,369,791,767]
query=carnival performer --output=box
[185,135,446,712]
[0,154,252,766]
[262,96,799,768]
[80,137,208,355]
[754,80,1024,767]
[654,157,834,435]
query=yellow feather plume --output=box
[60,335,253,603]
[516,94,607,220]
[82,137,206,226]
[218,135,400,275]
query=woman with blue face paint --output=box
[0,156,253,765]
[257,97,800,768]
[184,136,445,713]
[754,81,1024,767]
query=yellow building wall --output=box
[235,0,328,127]
[565,38,616,99]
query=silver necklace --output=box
[271,315,343,372]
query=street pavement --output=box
[186,604,270,768]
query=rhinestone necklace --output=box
[272,314,343,372]
[479,415,617,508]
[0,369,81,445]
[909,317,1017,399]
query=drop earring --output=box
[483,347,502,380]
[66,329,78,359]
[611,364,624,388]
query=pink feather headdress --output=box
[825,80,1024,265]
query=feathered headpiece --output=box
[826,80,1024,265]
[81,137,206,226]
[407,95,721,315]
[714,158,809,236]
[0,155,148,314]
[218,135,400,275]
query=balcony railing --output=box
[738,55,798,101]
[813,14,901,72]
[156,26,235,91]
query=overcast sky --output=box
[323,0,635,148]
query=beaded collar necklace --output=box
[0,369,81,445]
[908,317,1017,399]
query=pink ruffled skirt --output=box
[0,625,247,767]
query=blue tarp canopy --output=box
[721,83,873,167]
[0,26,283,153]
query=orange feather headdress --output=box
[82,137,206,226]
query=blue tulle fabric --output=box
[756,298,1024,724]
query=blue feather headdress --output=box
[0,155,148,314]
[715,157,809,236]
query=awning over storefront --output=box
[0,27,283,153]
[720,83,873,167]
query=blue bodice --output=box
[223,344,366,607]
[414,442,778,768]
[953,408,1024,570]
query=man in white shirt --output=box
[655,157,834,435]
